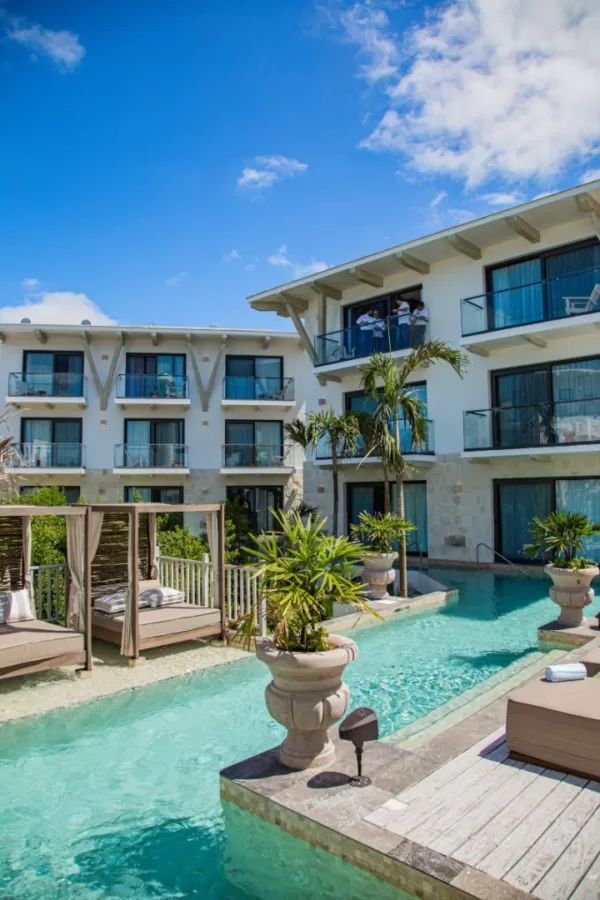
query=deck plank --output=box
[534,805,600,900]
[568,848,600,900]
[480,774,587,880]
[454,768,565,867]
[431,762,543,858]
[505,782,600,894]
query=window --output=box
[21,351,84,397]
[123,419,186,467]
[20,485,80,504]
[226,486,283,532]
[124,353,186,399]
[495,478,600,561]
[124,486,184,504]
[225,356,286,400]
[20,418,83,467]
[224,420,283,467]
[346,481,428,553]
[342,384,432,456]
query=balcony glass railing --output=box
[115,374,189,400]
[223,376,294,401]
[13,443,85,468]
[114,444,188,468]
[314,318,429,367]
[8,373,86,398]
[463,398,600,451]
[222,443,289,468]
[461,266,600,336]
[315,419,435,459]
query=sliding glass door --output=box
[125,354,186,398]
[23,351,83,397]
[224,421,283,466]
[225,357,283,400]
[124,420,185,467]
[346,481,428,553]
[21,418,82,467]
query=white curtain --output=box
[66,512,103,633]
[22,517,32,597]
[121,513,135,656]
[205,511,221,609]
[148,513,158,580]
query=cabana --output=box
[0,504,92,679]
[88,503,225,661]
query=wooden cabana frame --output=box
[0,504,92,678]
[87,502,226,660]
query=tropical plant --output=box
[360,342,468,596]
[237,510,378,652]
[12,484,72,565]
[524,510,600,570]
[351,511,416,555]
[285,409,362,535]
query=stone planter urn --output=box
[256,633,358,770]
[545,564,599,627]
[361,552,398,600]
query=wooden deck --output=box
[365,728,600,899]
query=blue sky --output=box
[0,0,599,330]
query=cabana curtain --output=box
[120,514,135,656]
[205,511,221,609]
[148,513,158,580]
[22,517,32,595]
[66,512,103,633]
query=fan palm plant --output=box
[360,341,468,596]
[524,510,600,569]
[285,409,362,535]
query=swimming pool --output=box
[0,569,558,899]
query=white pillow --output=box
[94,591,151,614]
[0,589,35,624]
[142,586,184,608]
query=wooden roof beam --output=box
[349,267,384,289]
[35,329,47,344]
[506,215,540,244]
[151,331,159,346]
[262,335,271,349]
[395,252,430,275]
[447,234,481,260]
[522,334,547,349]
[576,192,600,217]
[311,280,342,301]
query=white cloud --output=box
[244,263,256,272]
[334,0,600,187]
[335,2,399,83]
[165,271,188,287]
[0,291,115,325]
[267,245,328,279]
[20,277,40,289]
[479,192,523,207]
[222,249,241,262]
[8,23,85,71]
[429,191,447,208]
[582,168,600,183]
[237,155,307,191]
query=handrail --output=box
[475,542,530,577]
[407,538,424,572]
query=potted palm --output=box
[238,510,377,770]
[524,511,600,627]
[351,511,416,600]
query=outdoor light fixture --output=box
[339,707,379,788]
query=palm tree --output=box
[360,341,469,596]
[285,409,362,536]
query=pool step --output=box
[384,647,566,750]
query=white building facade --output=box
[0,324,306,531]
[249,181,600,565]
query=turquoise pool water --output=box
[0,570,559,899]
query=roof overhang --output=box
[248,180,600,315]
[0,324,297,342]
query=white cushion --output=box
[0,589,35,624]
[141,586,185,608]
[94,591,151,614]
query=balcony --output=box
[314,319,429,372]
[4,443,86,474]
[114,374,190,408]
[460,267,600,354]
[6,373,86,408]
[463,398,600,459]
[113,443,189,475]
[220,443,295,475]
[314,420,436,466]
[221,376,295,409]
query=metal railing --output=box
[475,543,530,576]
[13,442,85,468]
[463,397,600,451]
[315,419,435,459]
[225,564,266,635]
[461,265,600,336]
[114,443,189,468]
[222,443,290,468]
[314,318,429,367]
[8,372,86,398]
[31,563,69,623]
[115,374,189,400]
[223,376,294,402]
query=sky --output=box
[0,0,599,330]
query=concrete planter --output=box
[361,551,398,600]
[545,564,599,627]
[256,633,358,770]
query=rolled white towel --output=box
[545,663,587,682]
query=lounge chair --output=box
[506,672,600,779]
[564,284,600,315]
[0,617,85,680]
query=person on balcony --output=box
[393,296,411,349]
[371,309,387,352]
[411,300,429,346]
[356,308,375,357]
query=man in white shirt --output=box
[356,308,375,356]
[411,300,429,346]
[393,296,411,349]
